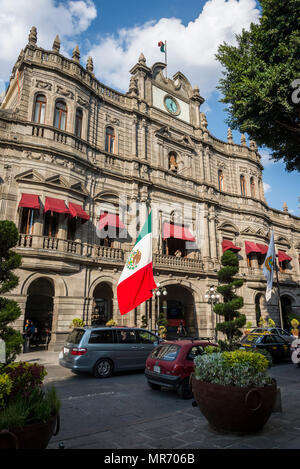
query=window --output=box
[186,346,204,361]
[150,344,180,361]
[34,94,46,124]
[250,177,255,198]
[75,108,83,138]
[43,212,59,238]
[135,331,159,345]
[88,330,114,344]
[240,175,247,196]
[54,100,67,131]
[20,208,36,235]
[67,217,77,241]
[169,152,178,172]
[218,170,224,191]
[66,329,85,344]
[105,126,115,153]
[116,330,136,344]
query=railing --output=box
[153,253,203,271]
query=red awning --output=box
[19,194,40,210]
[163,223,196,242]
[44,197,69,214]
[222,240,241,252]
[245,241,262,255]
[98,212,125,230]
[69,202,90,221]
[256,243,268,255]
[277,250,292,263]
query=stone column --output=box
[132,116,137,158]
[208,209,217,261]
[202,205,210,260]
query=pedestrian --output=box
[177,320,187,337]
[30,322,37,347]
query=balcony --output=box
[17,234,204,274]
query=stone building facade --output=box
[1,28,300,350]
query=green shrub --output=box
[204,345,221,354]
[69,318,85,329]
[194,351,273,388]
[251,348,273,368]
[106,319,117,327]
[4,362,47,401]
[0,373,12,408]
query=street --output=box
[20,351,300,450]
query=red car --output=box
[145,339,217,399]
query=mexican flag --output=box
[158,41,165,53]
[117,212,157,315]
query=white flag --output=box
[263,230,275,301]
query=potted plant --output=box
[0,362,61,449]
[291,319,299,337]
[106,319,117,327]
[69,318,85,329]
[191,350,277,434]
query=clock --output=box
[164,95,180,116]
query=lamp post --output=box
[155,282,167,333]
[205,286,220,341]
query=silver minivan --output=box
[59,327,161,378]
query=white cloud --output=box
[263,183,271,194]
[260,149,273,167]
[0,0,97,82]
[86,0,260,95]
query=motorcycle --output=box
[291,338,300,367]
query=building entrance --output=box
[92,282,113,326]
[162,285,195,338]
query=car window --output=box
[263,335,276,344]
[270,329,278,334]
[136,330,159,345]
[279,329,290,336]
[89,330,114,344]
[116,329,137,344]
[241,334,263,345]
[150,344,180,361]
[273,336,286,344]
[67,329,85,344]
[186,345,204,361]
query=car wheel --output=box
[177,379,193,399]
[147,381,160,391]
[93,358,113,378]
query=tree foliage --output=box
[216,0,300,171]
[214,250,246,349]
[0,221,23,364]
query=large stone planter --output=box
[0,414,60,449]
[191,375,276,434]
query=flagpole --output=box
[165,40,167,79]
[274,256,284,329]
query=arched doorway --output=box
[25,278,54,345]
[280,295,293,330]
[92,282,113,326]
[161,285,195,337]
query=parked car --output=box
[59,327,161,378]
[250,327,295,344]
[240,333,291,362]
[145,339,217,399]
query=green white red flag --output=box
[117,212,157,315]
[158,41,165,53]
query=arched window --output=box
[218,170,224,191]
[105,127,115,153]
[75,108,83,138]
[34,94,46,124]
[54,100,67,131]
[169,152,178,172]
[250,177,255,198]
[240,175,247,197]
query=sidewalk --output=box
[18,350,60,367]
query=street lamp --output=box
[205,286,220,341]
[154,282,167,333]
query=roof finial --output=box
[28,26,37,46]
[283,202,288,212]
[138,52,146,65]
[241,133,247,146]
[52,35,61,53]
[86,56,94,74]
[200,112,208,129]
[227,128,233,144]
[72,45,80,63]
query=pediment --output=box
[240,226,256,235]
[218,222,239,234]
[276,236,291,247]
[45,174,69,188]
[70,181,88,196]
[15,169,44,183]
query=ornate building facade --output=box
[1,27,300,350]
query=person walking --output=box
[177,320,187,337]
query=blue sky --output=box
[0,0,298,215]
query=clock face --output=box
[165,96,178,114]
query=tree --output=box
[216,0,300,171]
[214,250,246,349]
[0,221,23,364]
